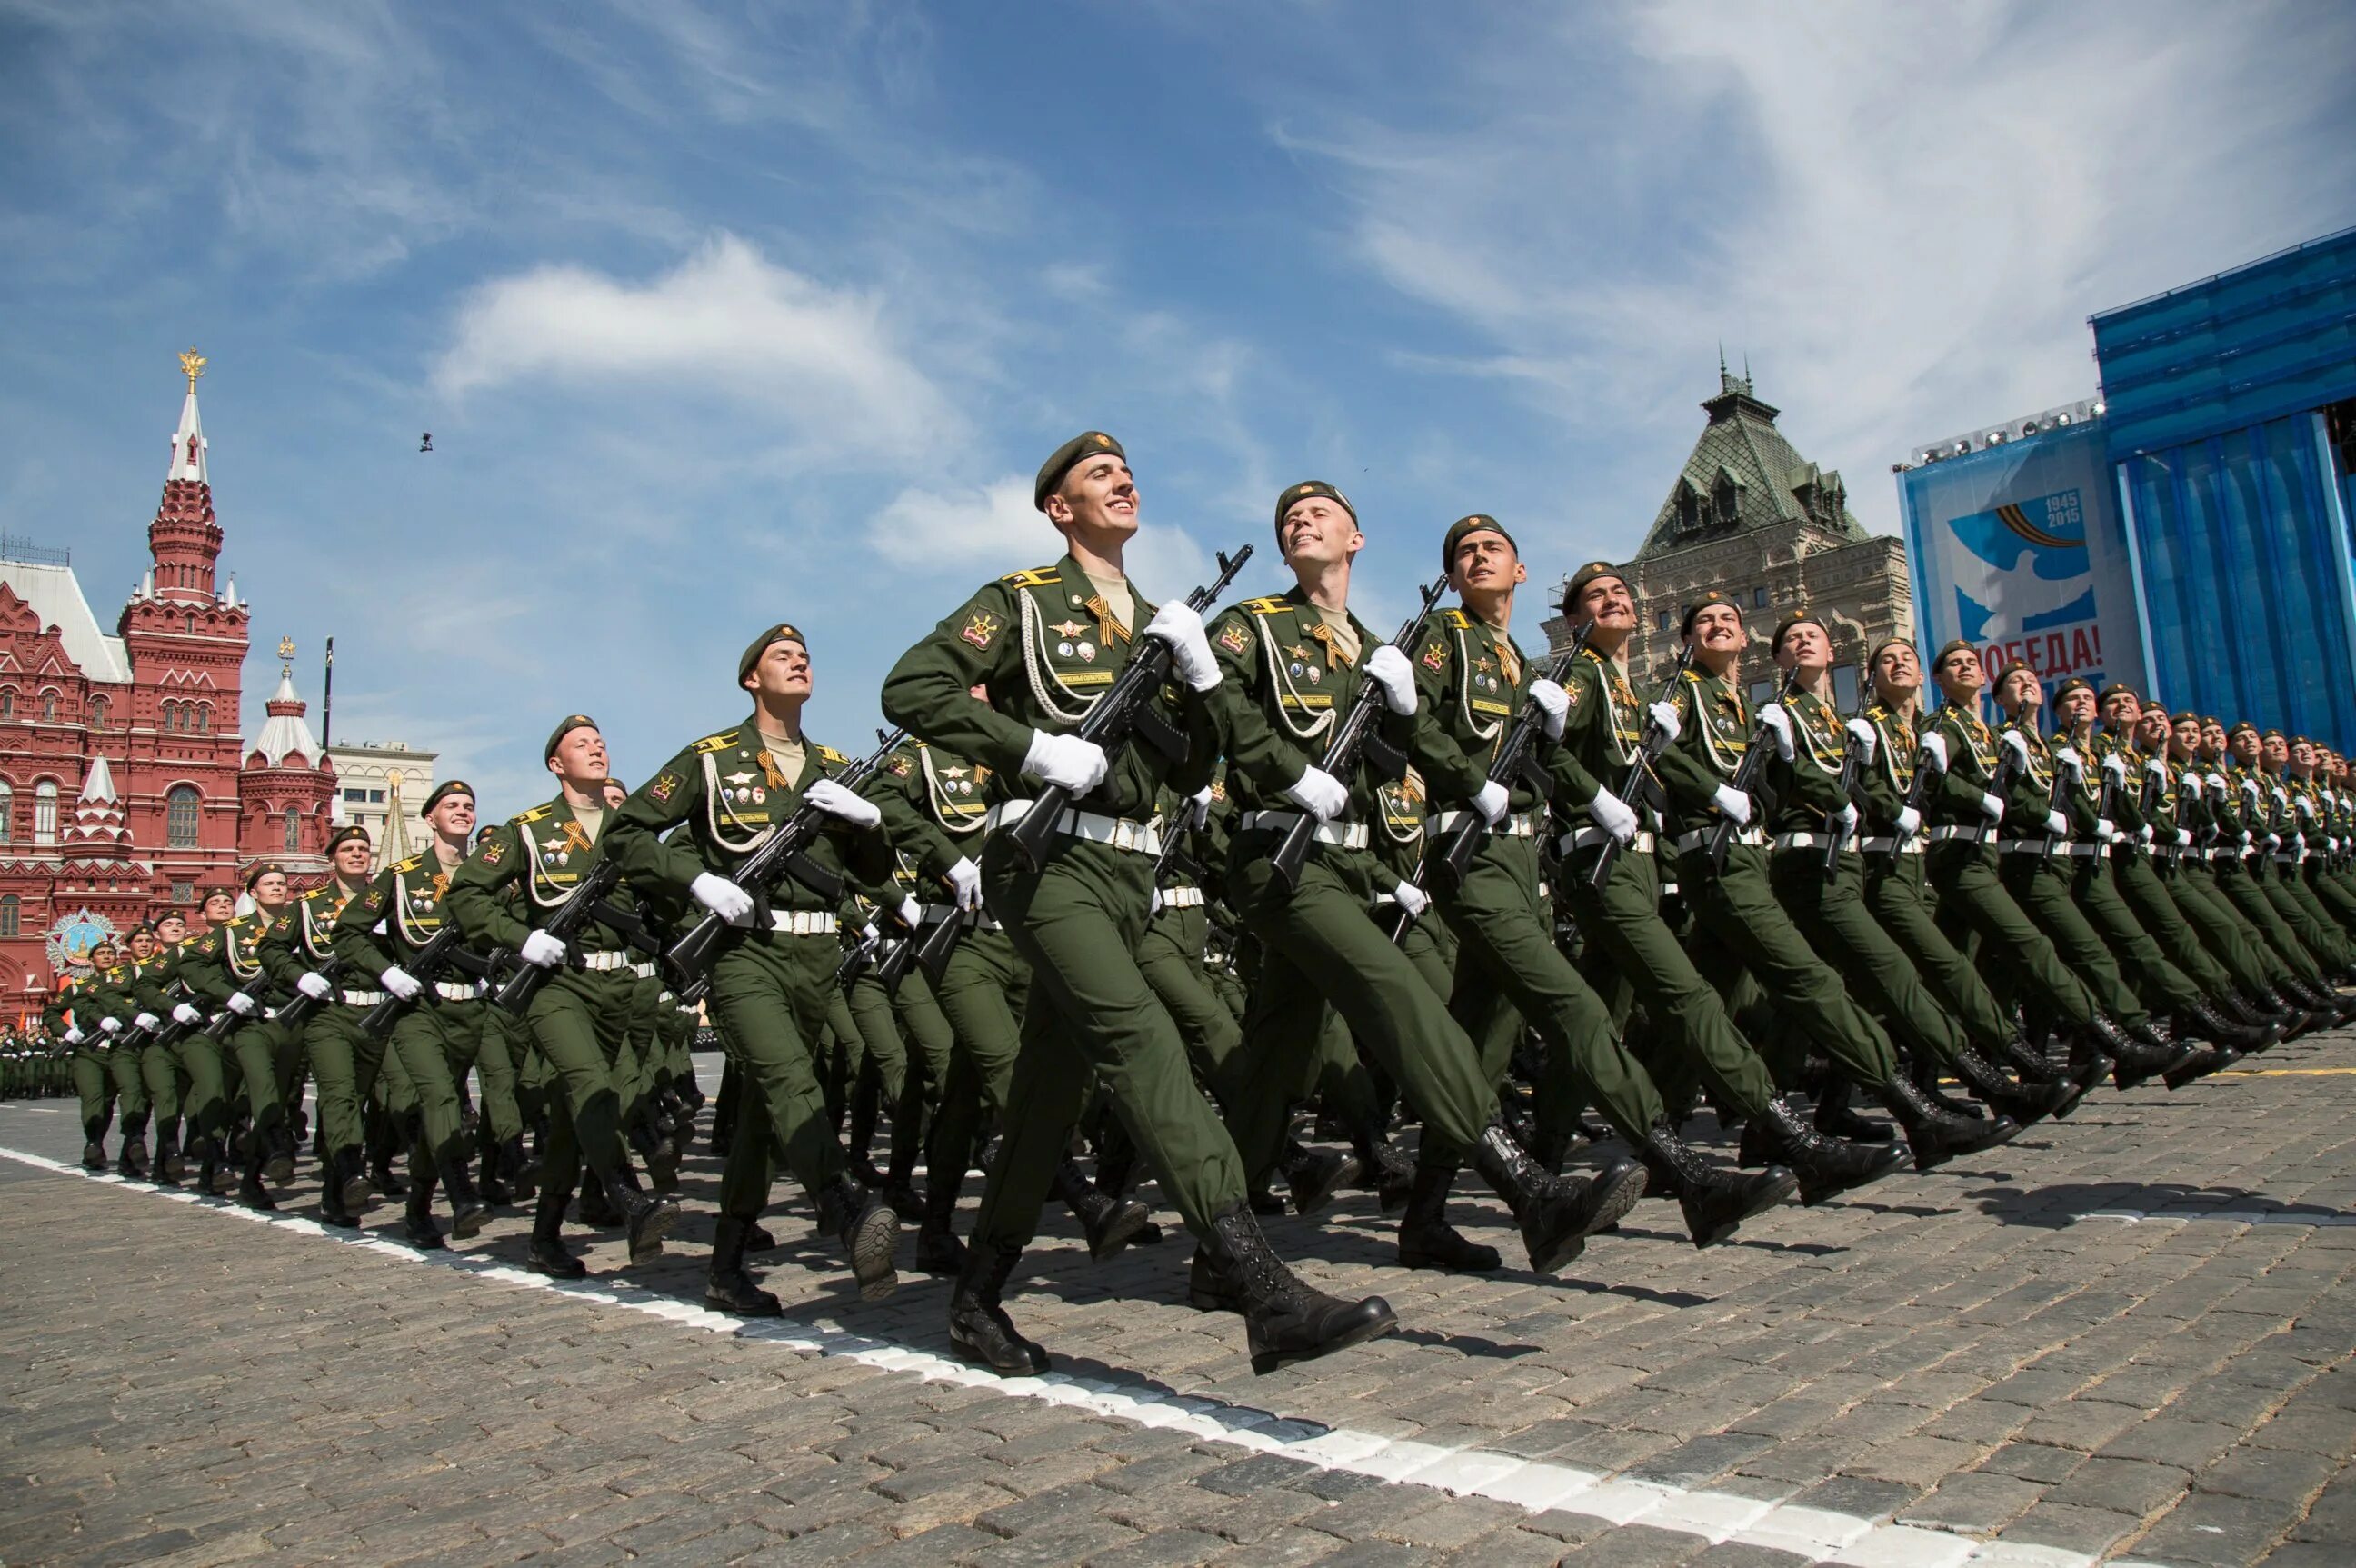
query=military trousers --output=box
[1437,832,1664,1158]
[885,968,956,1168]
[1863,850,2016,1057]
[846,969,913,1110]
[1139,900,1242,1085]
[1217,834,1494,1184]
[2113,855,2235,1000]
[1925,841,2099,1027]
[1995,851,2148,1025]
[1766,845,1970,1069]
[307,1005,390,1157]
[2271,861,2355,968]
[139,1035,184,1126]
[973,833,1246,1247]
[923,923,1027,1190]
[105,1038,151,1123]
[704,930,843,1222]
[1676,843,1898,1088]
[72,1045,112,1137]
[2171,864,2283,994]
[524,965,637,1197]
[1563,842,1777,1124]
[2068,855,2207,1013]
[2309,863,2356,931]
[2216,863,2326,983]
[395,996,514,1174]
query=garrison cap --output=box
[1561,560,1628,614]
[544,714,598,763]
[1769,610,1828,654]
[736,624,809,684]
[1034,431,1125,511]
[1273,481,1356,544]
[243,861,284,891]
[324,824,372,857]
[418,780,474,815]
[1441,514,1516,573]
[1682,590,1742,636]
[2052,676,2096,703]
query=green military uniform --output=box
[177,908,298,1201]
[2261,761,2356,969]
[265,873,398,1221]
[2218,755,2332,984]
[83,954,155,1172]
[49,972,115,1165]
[2171,751,2303,1003]
[2100,734,2242,1012]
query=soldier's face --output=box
[129,933,155,959]
[2203,721,2228,755]
[202,895,234,924]
[1773,621,1829,674]
[2232,731,2261,763]
[1572,576,1633,632]
[1687,604,1744,655]
[743,639,813,703]
[2264,734,2290,766]
[252,873,290,909]
[2135,711,2169,751]
[2000,672,2041,713]
[1872,644,1920,697]
[1449,532,1524,597]
[2175,719,2202,757]
[601,782,628,810]
[89,945,115,969]
[549,727,608,785]
[334,838,374,876]
[1278,497,1362,570]
[2056,690,2095,728]
[2293,740,2317,771]
[155,917,185,943]
[1935,648,1983,698]
[1046,454,1139,542]
[427,794,475,842]
[2101,694,2140,730]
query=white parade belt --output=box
[1431,807,1544,839]
[1240,809,1370,849]
[1771,832,1842,851]
[434,981,484,1002]
[1671,826,1767,854]
[1858,836,1926,855]
[769,911,838,935]
[632,961,659,980]
[341,989,388,1006]
[921,903,1002,932]
[1157,886,1205,910]
[1999,837,2070,855]
[575,950,634,972]
[1560,826,1655,855]
[1925,825,1989,841]
[985,799,1161,856]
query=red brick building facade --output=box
[0,353,334,1014]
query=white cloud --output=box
[867,474,1214,600]
[433,232,955,457]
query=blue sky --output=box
[5,1,2351,814]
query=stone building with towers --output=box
[1543,364,1914,710]
[0,351,337,1014]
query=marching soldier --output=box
[51,947,111,1170]
[259,824,384,1227]
[881,432,1393,1376]
[176,865,302,1206]
[607,625,904,1313]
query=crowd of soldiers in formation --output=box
[13,430,2356,1383]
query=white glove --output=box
[64,1025,84,1044]
[1648,701,1682,742]
[1024,729,1109,794]
[1896,806,1922,836]
[1834,803,1862,836]
[1283,765,1350,823]
[134,1012,160,1031]
[1980,792,2006,824]
[2207,773,2228,794]
[2102,753,2129,784]
[804,777,882,829]
[1366,645,1418,716]
[1712,784,1752,824]
[1587,786,1638,844]
[691,872,756,925]
[2295,795,2316,819]
[2265,832,2282,851]
[2241,830,2253,848]
[2096,819,2118,843]
[226,991,256,1016]
[381,966,423,1003]
[2143,756,2166,781]
[2272,785,2290,808]
[947,856,983,913]
[1919,732,1949,773]
[172,1003,202,1025]
[2002,731,2032,768]
[1148,886,1163,917]
[1527,677,1567,740]
[99,1016,121,1034]
[2181,772,2203,800]
[296,971,334,1002]
[897,895,924,930]
[2140,824,2155,844]
[2177,828,2193,847]
[2055,744,2082,775]
[519,930,567,968]
[1757,703,1795,762]
[1393,881,1430,919]
[1187,786,1214,829]
[1472,779,1512,826]
[1144,602,1220,692]
[2046,811,2068,837]
[862,922,881,944]
[1844,719,1879,765]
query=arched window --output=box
[165,784,200,848]
[0,895,18,938]
[40,690,56,721]
[88,695,108,730]
[34,780,58,845]
[0,780,10,841]
[196,703,212,734]
[283,809,300,853]
[1,689,15,720]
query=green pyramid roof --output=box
[1633,365,1866,560]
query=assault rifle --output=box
[1705,665,1802,874]
[2036,731,2071,865]
[835,923,881,990]
[264,954,348,1035]
[494,857,622,1016]
[1824,682,1871,877]
[1967,718,2025,847]
[1003,544,1254,873]
[1429,619,1593,893]
[1271,574,1449,891]
[362,924,503,1037]
[1591,639,1697,890]
[202,982,273,1042]
[663,727,908,991]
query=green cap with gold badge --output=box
[1273,481,1355,544]
[737,624,809,684]
[1034,431,1125,511]
[418,780,474,815]
[1561,560,1626,615]
[1681,589,1742,637]
[1440,514,1515,573]
[544,714,598,763]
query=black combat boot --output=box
[1949,1046,2076,1126]
[629,1120,680,1195]
[815,1173,898,1299]
[333,1145,376,1214]
[317,1159,357,1229]
[478,1145,513,1207]
[1246,1184,1287,1216]
[2163,1044,2241,1090]
[1635,1122,1796,1248]
[235,1141,276,1212]
[1877,1074,2021,1172]
[1350,1128,1416,1213]
[1912,1055,1988,1121]
[1468,1124,1647,1273]
[440,1150,491,1241]
[118,1124,149,1179]
[188,1132,222,1195]
[1394,1156,1502,1272]
[262,1121,295,1187]
[744,1220,778,1252]
[914,1170,968,1276]
[1204,1203,1396,1376]
[575,1177,623,1228]
[154,1123,185,1185]
[401,1170,444,1250]
[1048,1158,1149,1264]
[1743,1096,1910,1205]
[524,1184,586,1279]
[369,1146,407,1200]
[1281,1141,1359,1217]
[2174,1003,2282,1054]
[948,1241,1051,1375]
[81,1116,108,1171]
[704,1215,784,1317]
[2110,1020,2196,1091]
[1187,1242,1244,1313]
[601,1168,682,1265]
[880,1125,924,1222]
[1812,1076,1894,1142]
[1998,1032,2063,1085]
[499,1134,537,1202]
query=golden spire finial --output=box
[179,347,206,391]
[277,635,295,674]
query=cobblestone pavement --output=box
[5,1034,2355,1567]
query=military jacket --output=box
[448,795,636,956]
[2087,730,2153,835]
[1209,586,1418,824]
[1760,687,1852,834]
[42,974,85,1037]
[262,879,371,990]
[177,913,278,1005]
[862,739,991,889]
[334,854,473,979]
[2047,725,2110,840]
[1859,701,1924,833]
[1923,702,2007,829]
[879,553,1218,822]
[1373,769,1430,883]
[1655,666,1766,840]
[1409,606,1548,813]
[1549,646,1648,828]
[81,960,144,1029]
[1992,713,2063,842]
